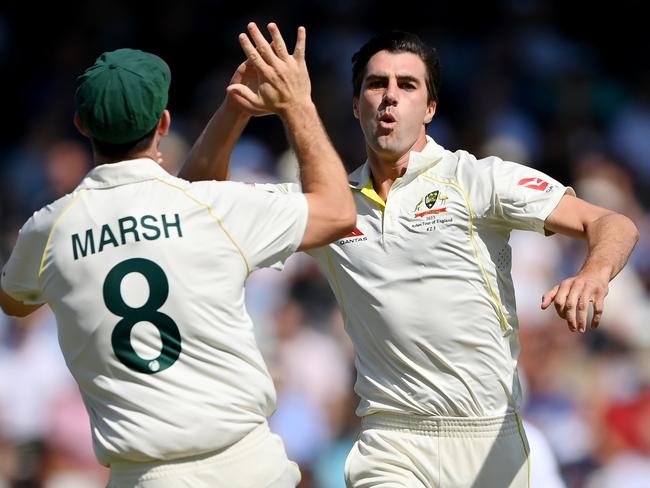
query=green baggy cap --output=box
[74,48,171,144]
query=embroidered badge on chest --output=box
[409,190,453,232]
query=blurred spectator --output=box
[586,392,650,488]
[270,289,352,466]
[523,420,566,488]
[0,308,71,486]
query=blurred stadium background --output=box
[1,1,649,487]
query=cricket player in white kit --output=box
[183,31,640,487]
[0,23,356,487]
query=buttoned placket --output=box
[382,177,404,241]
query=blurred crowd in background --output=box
[1,1,649,487]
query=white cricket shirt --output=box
[1,158,307,465]
[265,137,572,418]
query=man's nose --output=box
[383,80,398,105]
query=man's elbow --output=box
[332,201,357,240]
[341,203,358,233]
[1,303,33,318]
[611,213,640,245]
[629,217,640,246]
[0,291,38,318]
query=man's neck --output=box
[94,147,158,166]
[367,134,428,202]
[368,153,409,202]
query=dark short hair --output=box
[91,125,157,161]
[352,31,441,104]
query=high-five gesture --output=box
[228,22,311,117]
[181,21,355,250]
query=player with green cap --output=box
[74,48,171,145]
[0,22,355,487]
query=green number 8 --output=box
[103,258,181,374]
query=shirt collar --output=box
[77,158,171,190]
[348,136,446,190]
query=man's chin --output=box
[372,140,409,160]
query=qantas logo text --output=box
[338,227,367,245]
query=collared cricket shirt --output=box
[1,158,308,465]
[263,137,572,418]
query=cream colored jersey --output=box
[1,158,307,466]
[261,137,572,419]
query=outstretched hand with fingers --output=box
[227,22,311,117]
[226,60,269,116]
[541,271,609,333]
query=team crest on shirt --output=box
[425,191,438,208]
[408,189,453,232]
[414,191,448,218]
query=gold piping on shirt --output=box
[515,412,531,487]
[39,189,89,278]
[422,174,512,335]
[155,179,251,275]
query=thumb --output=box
[541,285,559,310]
[227,84,260,106]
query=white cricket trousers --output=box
[345,412,530,488]
[107,422,300,487]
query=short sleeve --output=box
[485,158,574,233]
[251,182,306,270]
[1,215,50,304]
[193,181,308,271]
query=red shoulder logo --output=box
[517,177,548,191]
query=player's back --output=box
[26,159,296,465]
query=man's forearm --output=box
[581,213,639,281]
[280,102,350,208]
[179,100,249,182]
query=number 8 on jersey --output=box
[103,257,182,374]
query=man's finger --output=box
[238,32,269,73]
[247,22,278,65]
[541,285,559,310]
[591,294,604,329]
[576,295,591,333]
[226,84,261,108]
[268,23,289,58]
[565,281,585,332]
[553,279,573,328]
[293,26,306,60]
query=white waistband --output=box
[361,412,522,438]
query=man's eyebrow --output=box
[364,73,388,81]
[364,73,420,83]
[396,74,420,83]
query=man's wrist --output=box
[222,94,253,121]
[278,100,317,122]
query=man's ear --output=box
[424,101,436,124]
[352,97,360,119]
[73,112,91,138]
[157,109,171,136]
